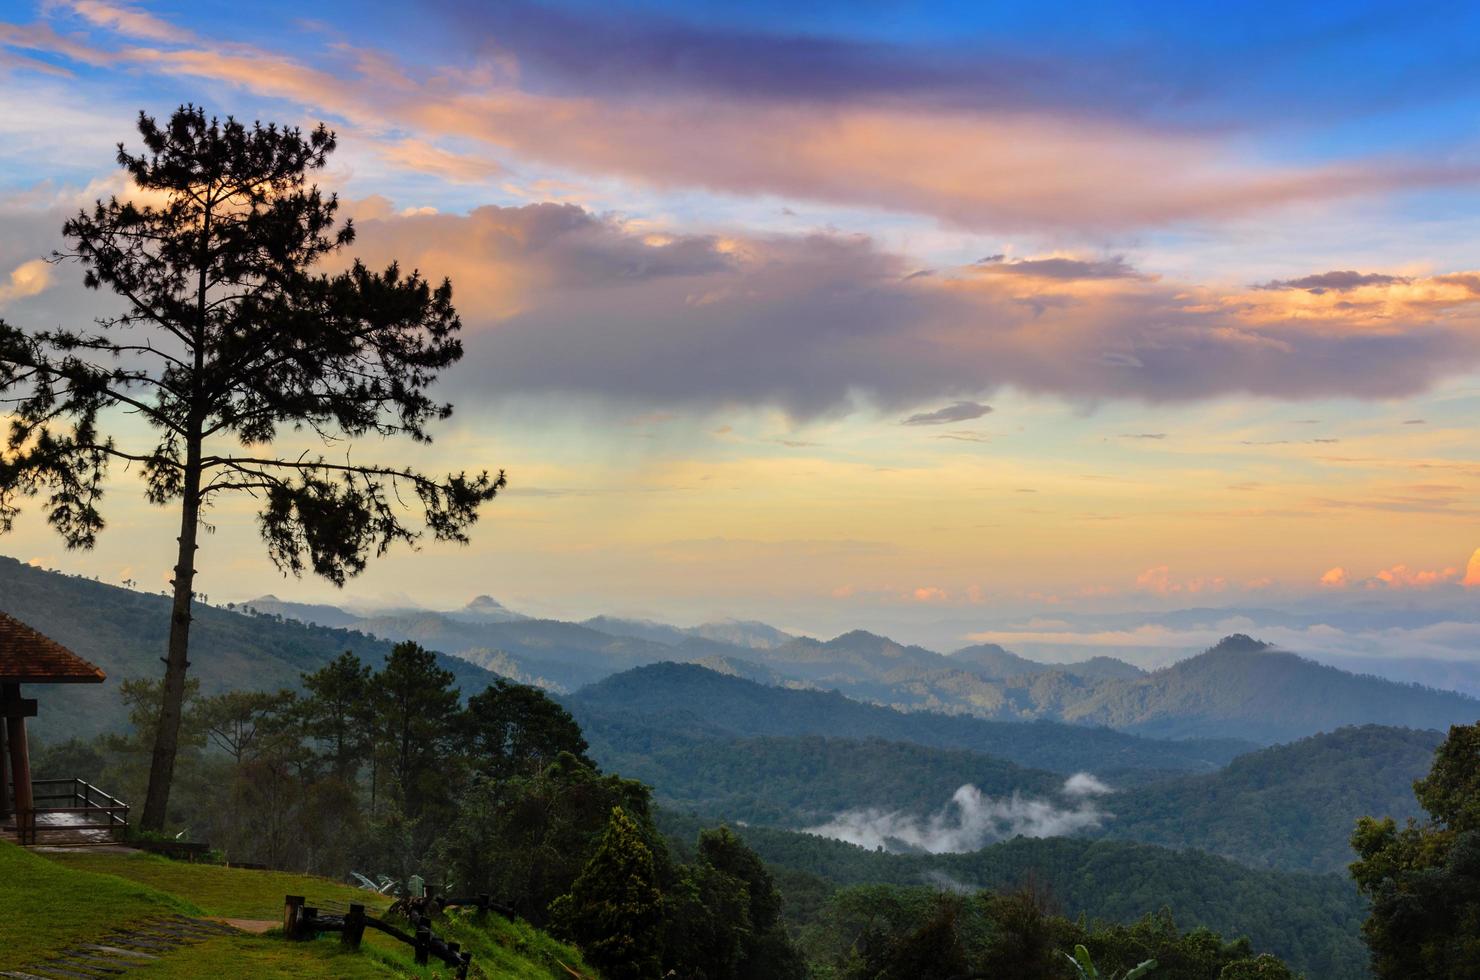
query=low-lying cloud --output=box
[803,776,1112,854]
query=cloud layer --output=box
[332,203,1480,416]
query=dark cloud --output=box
[1121,433,1166,439]
[901,401,994,426]
[1254,270,1412,294]
[431,0,1156,117]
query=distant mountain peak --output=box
[466,595,508,610]
[1208,633,1271,654]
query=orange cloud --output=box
[911,586,949,603]
[1319,567,1349,588]
[1368,564,1461,589]
[1464,549,1480,588]
[0,259,52,305]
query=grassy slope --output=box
[0,842,194,968]
[9,845,596,979]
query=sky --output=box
[3,0,1480,658]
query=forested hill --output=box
[569,662,1254,774]
[1095,724,1442,873]
[657,811,1370,980]
[0,557,499,740]
[1062,633,1480,742]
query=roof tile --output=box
[0,613,106,683]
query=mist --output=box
[802,774,1113,854]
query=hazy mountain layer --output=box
[0,557,500,740]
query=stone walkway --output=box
[0,915,239,979]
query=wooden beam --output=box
[0,695,38,719]
[0,716,9,820]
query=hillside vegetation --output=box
[1,843,595,979]
[1097,725,1442,872]
[657,814,1369,979]
[596,715,1444,874]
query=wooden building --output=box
[0,612,116,844]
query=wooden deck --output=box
[2,808,123,846]
[2,777,129,846]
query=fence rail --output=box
[284,894,474,978]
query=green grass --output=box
[0,842,196,969]
[126,932,409,978]
[30,847,598,978]
[46,850,393,918]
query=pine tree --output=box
[551,806,664,980]
[0,106,502,829]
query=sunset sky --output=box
[4,1,1480,655]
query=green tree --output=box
[1351,721,1480,978]
[695,827,807,980]
[462,679,591,780]
[300,651,372,778]
[1217,954,1297,979]
[438,752,660,925]
[196,689,294,764]
[0,105,503,829]
[371,642,459,817]
[551,806,664,980]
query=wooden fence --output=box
[284,894,476,978]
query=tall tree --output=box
[462,678,592,781]
[301,651,372,779]
[0,106,502,829]
[551,806,665,980]
[371,641,460,815]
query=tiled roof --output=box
[0,612,106,683]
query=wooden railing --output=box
[15,777,129,845]
[284,894,474,978]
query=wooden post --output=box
[414,926,431,965]
[0,714,10,821]
[4,684,34,844]
[341,903,365,949]
[283,895,305,939]
[477,893,489,918]
[302,905,318,939]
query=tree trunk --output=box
[140,459,202,830]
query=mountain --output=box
[583,615,796,651]
[447,594,527,623]
[238,595,363,629]
[688,619,795,649]
[0,557,501,740]
[949,642,1144,682]
[1096,724,1441,872]
[569,662,1253,776]
[1063,634,1480,742]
